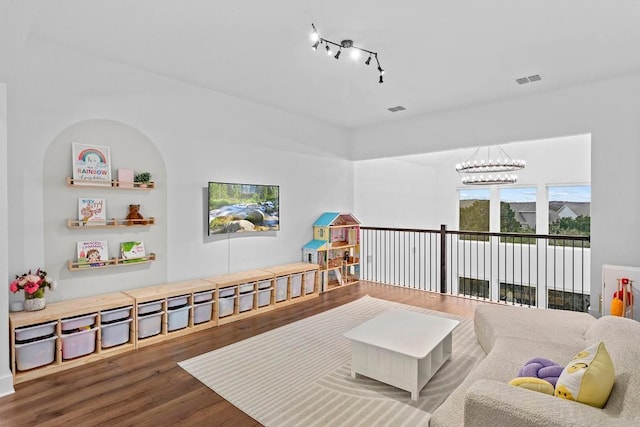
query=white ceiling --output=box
[2,0,640,129]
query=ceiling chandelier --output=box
[310,23,385,84]
[455,146,526,185]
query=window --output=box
[548,289,590,312]
[500,282,536,306]
[548,185,590,246]
[459,189,489,232]
[500,188,536,233]
[458,277,489,299]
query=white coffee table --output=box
[343,309,459,400]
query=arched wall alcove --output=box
[43,119,167,301]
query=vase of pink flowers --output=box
[9,268,57,312]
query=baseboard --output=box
[0,373,15,397]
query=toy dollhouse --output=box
[302,212,360,292]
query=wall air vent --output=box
[388,106,406,112]
[516,74,542,85]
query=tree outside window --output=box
[459,189,489,232]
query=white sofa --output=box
[429,304,640,426]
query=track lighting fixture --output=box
[310,23,385,83]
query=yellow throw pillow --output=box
[554,341,615,408]
[509,377,555,395]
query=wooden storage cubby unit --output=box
[262,262,319,305]
[9,263,320,384]
[203,270,276,325]
[123,279,218,348]
[9,292,135,384]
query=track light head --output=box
[312,40,320,50]
[325,44,332,56]
[310,23,319,43]
[378,65,384,75]
[334,49,341,59]
[379,74,384,84]
[365,55,371,65]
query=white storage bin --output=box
[239,283,254,294]
[258,280,272,290]
[15,321,57,342]
[239,291,255,312]
[138,311,162,339]
[15,335,57,371]
[194,290,214,303]
[101,306,132,323]
[101,318,132,348]
[304,271,316,294]
[61,327,97,360]
[257,288,272,307]
[167,295,189,308]
[167,305,190,331]
[61,313,97,332]
[219,286,236,298]
[138,300,163,315]
[194,300,214,324]
[275,276,288,302]
[291,273,303,298]
[218,295,236,317]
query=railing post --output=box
[440,224,447,293]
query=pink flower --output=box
[9,280,19,293]
[23,282,39,295]
[27,274,41,284]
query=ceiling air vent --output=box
[388,106,406,112]
[516,74,542,85]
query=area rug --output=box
[179,295,484,426]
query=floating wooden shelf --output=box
[66,176,155,189]
[66,217,156,228]
[67,253,156,271]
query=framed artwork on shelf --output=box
[71,143,112,185]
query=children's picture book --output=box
[71,143,112,185]
[77,240,109,267]
[117,168,134,188]
[120,241,146,263]
[78,197,106,225]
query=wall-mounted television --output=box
[208,181,280,235]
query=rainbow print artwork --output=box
[72,143,112,185]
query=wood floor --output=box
[0,281,491,426]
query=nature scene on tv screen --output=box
[208,182,279,234]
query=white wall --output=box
[6,37,352,289]
[0,82,14,395]
[352,74,640,311]
[356,134,590,231]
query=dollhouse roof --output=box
[303,239,327,250]
[312,212,360,227]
